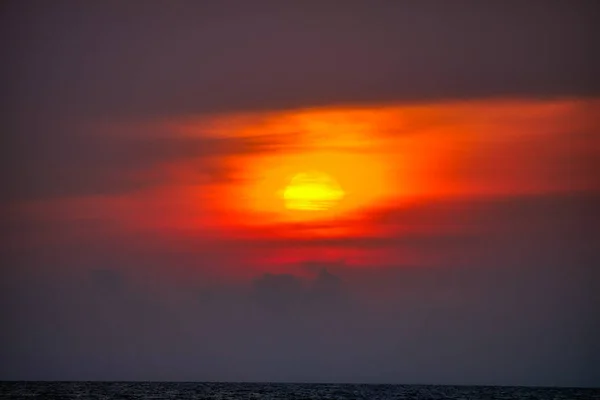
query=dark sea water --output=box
[0,382,598,400]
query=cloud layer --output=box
[3,2,597,119]
[2,192,598,385]
[1,2,598,387]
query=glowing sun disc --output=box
[283,171,345,211]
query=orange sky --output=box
[146,97,597,230]
[12,97,598,275]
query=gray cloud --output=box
[89,268,125,295]
[2,253,597,385]
[1,117,295,201]
[253,273,304,313]
[2,1,597,120]
[252,268,346,316]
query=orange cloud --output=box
[159,98,598,235]
[13,97,598,267]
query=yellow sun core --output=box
[283,171,345,211]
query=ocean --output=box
[0,382,598,399]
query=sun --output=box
[283,171,345,211]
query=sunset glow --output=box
[137,98,598,242]
[5,3,598,388]
[11,97,596,274]
[283,171,345,212]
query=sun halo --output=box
[283,171,345,211]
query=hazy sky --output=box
[1,1,599,387]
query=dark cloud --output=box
[252,268,346,314]
[89,268,125,294]
[1,117,294,201]
[2,1,597,119]
[253,273,304,313]
[2,253,597,385]
[2,190,599,384]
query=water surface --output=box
[1,381,599,399]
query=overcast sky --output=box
[1,1,599,387]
